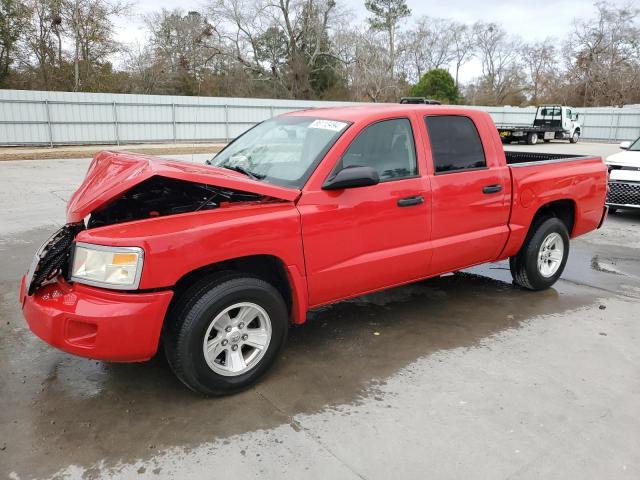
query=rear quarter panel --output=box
[501,157,607,258]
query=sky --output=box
[117,0,637,83]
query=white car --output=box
[605,138,640,213]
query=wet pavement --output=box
[1,144,640,479]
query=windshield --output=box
[208,116,350,188]
[629,137,640,151]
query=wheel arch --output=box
[531,198,576,237]
[498,197,579,259]
[168,254,305,325]
[529,198,577,237]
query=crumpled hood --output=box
[66,151,300,223]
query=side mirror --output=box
[620,141,631,150]
[322,166,380,190]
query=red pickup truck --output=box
[20,105,608,395]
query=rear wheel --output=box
[526,132,539,145]
[164,274,288,395]
[510,217,569,290]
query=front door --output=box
[563,108,573,132]
[298,117,432,307]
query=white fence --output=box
[1,89,639,146]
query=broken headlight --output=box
[70,243,144,290]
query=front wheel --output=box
[526,132,539,145]
[164,274,288,395]
[510,217,570,290]
[570,131,580,143]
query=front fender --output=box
[75,202,305,291]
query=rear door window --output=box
[424,116,487,174]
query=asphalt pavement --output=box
[1,141,639,479]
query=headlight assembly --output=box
[71,243,144,290]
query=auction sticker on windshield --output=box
[308,120,348,132]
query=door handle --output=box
[482,184,503,194]
[397,195,424,207]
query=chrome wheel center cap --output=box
[230,332,241,343]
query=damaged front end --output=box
[25,222,84,295]
[24,151,300,296]
[25,177,267,294]
[87,176,264,228]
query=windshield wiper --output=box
[219,165,265,180]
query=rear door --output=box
[421,114,511,275]
[298,116,432,306]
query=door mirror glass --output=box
[620,141,632,150]
[322,166,380,190]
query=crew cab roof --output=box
[284,104,475,123]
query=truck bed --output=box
[503,150,607,242]
[505,151,588,166]
[496,125,564,132]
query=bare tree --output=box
[124,43,166,94]
[63,0,129,91]
[522,39,558,103]
[0,0,30,85]
[270,0,339,98]
[352,29,397,101]
[450,22,474,88]
[472,21,525,105]
[143,9,223,95]
[19,0,62,88]
[208,0,339,98]
[364,0,410,78]
[5,0,640,107]
[567,1,640,106]
[400,17,455,83]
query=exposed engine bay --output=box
[87,176,264,228]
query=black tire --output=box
[570,131,580,143]
[510,217,570,291]
[164,273,288,395]
[526,132,538,145]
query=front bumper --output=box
[607,203,640,210]
[20,276,173,362]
